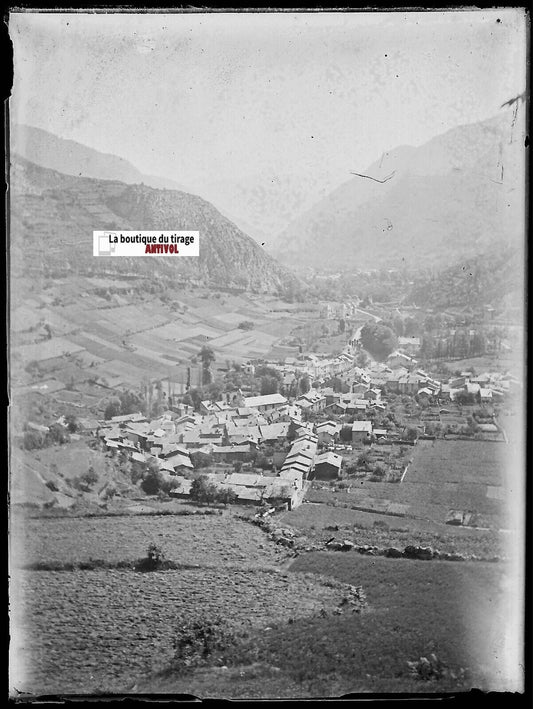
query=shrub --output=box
[406,653,469,684]
[405,427,418,442]
[171,615,239,671]
[22,430,45,450]
[136,543,168,572]
[83,466,99,487]
[103,484,117,500]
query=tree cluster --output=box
[359,322,398,360]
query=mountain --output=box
[9,155,297,293]
[273,110,526,271]
[11,125,273,245]
[408,247,524,313]
[11,124,189,192]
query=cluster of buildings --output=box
[81,317,521,509]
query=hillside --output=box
[11,125,189,192]
[9,155,296,293]
[407,247,524,313]
[274,110,525,271]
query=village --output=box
[20,301,520,517]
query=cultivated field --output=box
[10,279,314,416]
[10,512,349,695]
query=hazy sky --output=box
[9,10,528,235]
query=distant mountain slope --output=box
[11,124,189,192]
[408,247,524,312]
[9,155,296,293]
[274,110,525,271]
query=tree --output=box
[141,462,166,495]
[104,397,122,420]
[405,427,418,442]
[260,376,279,396]
[199,346,215,386]
[392,315,405,337]
[65,415,79,433]
[355,352,369,368]
[299,376,310,395]
[455,391,476,406]
[190,451,214,469]
[190,475,219,504]
[216,488,238,506]
[130,460,146,484]
[360,322,398,360]
[78,467,99,491]
[46,423,70,446]
[119,390,145,416]
[238,321,254,330]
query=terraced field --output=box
[11,281,310,405]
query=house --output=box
[226,424,260,445]
[480,388,493,403]
[161,449,193,471]
[280,435,317,478]
[387,351,417,370]
[258,422,290,444]
[313,451,342,480]
[477,423,499,434]
[243,393,288,412]
[398,336,421,355]
[351,420,373,444]
[325,401,348,416]
[397,373,420,395]
[363,388,381,402]
[211,444,256,462]
[315,420,340,446]
[372,428,388,440]
[277,469,304,489]
[179,430,202,448]
[439,384,452,400]
[110,412,147,424]
[352,382,369,396]
[263,479,301,510]
[76,417,101,434]
[295,391,327,413]
[169,478,193,498]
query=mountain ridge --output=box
[10,154,297,294]
[11,124,190,193]
[273,110,525,271]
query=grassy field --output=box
[282,502,508,559]
[138,552,518,697]
[9,506,521,697]
[309,440,511,531]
